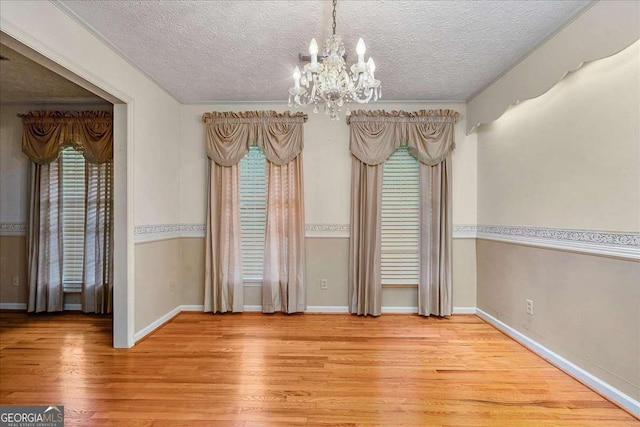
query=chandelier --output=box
[288,0,382,120]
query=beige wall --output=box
[179,237,476,309]
[451,239,477,307]
[0,105,30,224]
[179,101,477,227]
[467,1,639,133]
[134,239,181,332]
[0,236,27,304]
[475,42,640,401]
[477,42,639,231]
[305,238,349,307]
[0,105,30,305]
[180,238,205,306]
[477,240,639,400]
[178,101,478,311]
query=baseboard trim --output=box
[134,306,181,343]
[0,303,27,310]
[453,307,477,314]
[180,305,205,311]
[382,306,419,314]
[476,308,640,418]
[307,306,349,313]
[233,305,474,314]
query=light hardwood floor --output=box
[0,312,637,426]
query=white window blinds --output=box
[381,146,420,285]
[60,147,86,292]
[239,146,267,281]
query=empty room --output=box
[0,0,638,425]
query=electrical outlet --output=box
[12,276,19,287]
[526,299,534,315]
[320,279,328,290]
[169,281,176,293]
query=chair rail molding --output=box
[12,221,639,259]
[132,223,482,241]
[134,223,204,243]
[0,223,27,236]
[476,225,639,260]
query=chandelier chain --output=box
[332,0,337,36]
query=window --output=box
[381,146,420,285]
[239,146,267,281]
[60,147,86,293]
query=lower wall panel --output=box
[0,235,28,304]
[180,236,477,309]
[476,239,640,401]
[135,239,182,334]
[180,237,205,306]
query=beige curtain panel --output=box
[418,160,452,316]
[20,111,113,165]
[262,158,306,313]
[27,161,64,313]
[349,159,383,316]
[82,161,114,314]
[202,111,308,314]
[347,109,459,317]
[204,162,244,313]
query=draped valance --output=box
[19,111,113,164]
[202,111,308,166]
[347,109,459,166]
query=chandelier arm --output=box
[309,79,318,101]
[353,89,374,104]
[352,73,364,92]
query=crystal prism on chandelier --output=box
[288,0,382,120]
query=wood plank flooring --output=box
[0,312,637,426]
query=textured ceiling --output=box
[0,44,104,104]
[57,0,591,103]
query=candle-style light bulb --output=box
[356,38,366,67]
[367,58,375,77]
[309,38,318,68]
[309,38,319,55]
